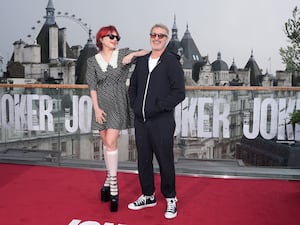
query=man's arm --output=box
[157,58,186,110]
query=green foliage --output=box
[289,110,300,125]
[279,6,300,73]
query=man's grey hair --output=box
[150,23,169,36]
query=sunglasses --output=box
[149,33,168,39]
[104,34,121,41]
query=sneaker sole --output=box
[165,211,177,219]
[128,202,157,210]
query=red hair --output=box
[96,25,120,50]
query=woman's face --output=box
[101,32,120,50]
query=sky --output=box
[0,0,299,74]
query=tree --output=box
[279,6,300,73]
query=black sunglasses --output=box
[104,34,121,41]
[149,33,168,39]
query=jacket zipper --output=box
[142,72,151,122]
[141,60,161,122]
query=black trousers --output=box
[134,113,176,198]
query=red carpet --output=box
[0,163,299,225]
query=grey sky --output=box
[0,0,299,73]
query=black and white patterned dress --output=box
[86,48,134,131]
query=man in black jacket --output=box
[128,23,185,219]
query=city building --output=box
[166,16,293,87]
[3,0,96,85]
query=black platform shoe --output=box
[110,176,118,212]
[110,194,119,212]
[100,186,110,202]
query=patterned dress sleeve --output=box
[85,57,97,92]
[120,47,134,56]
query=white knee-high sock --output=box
[106,149,118,177]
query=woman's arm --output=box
[122,50,149,65]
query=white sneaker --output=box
[128,194,157,210]
[165,197,177,219]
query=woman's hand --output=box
[122,54,134,65]
[95,108,107,124]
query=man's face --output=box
[149,27,169,51]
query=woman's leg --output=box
[101,129,120,178]
[99,130,110,201]
[100,129,120,212]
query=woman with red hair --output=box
[86,25,148,212]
